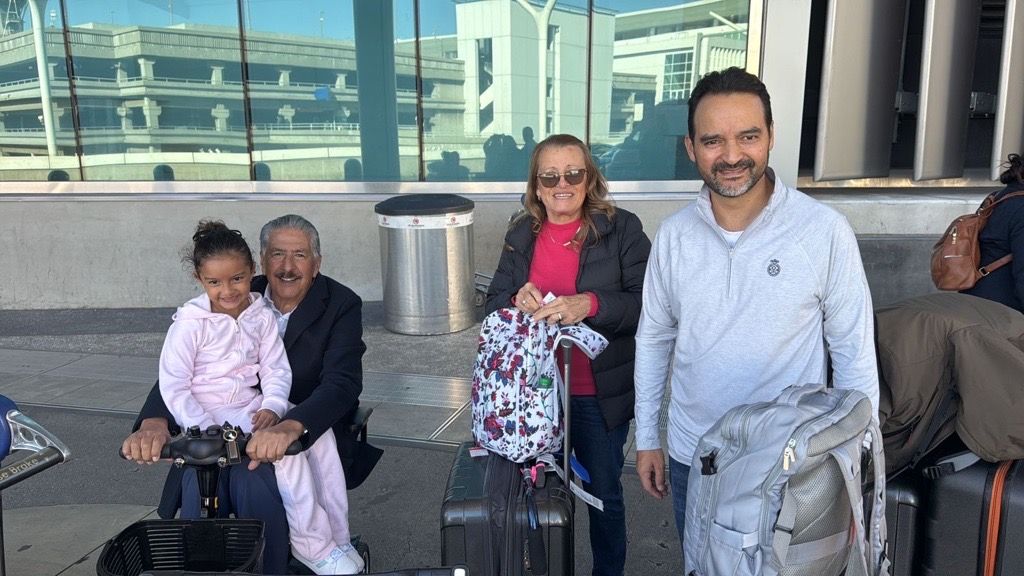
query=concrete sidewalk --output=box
[0,303,677,575]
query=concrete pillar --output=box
[353,1,400,180]
[141,97,161,128]
[138,58,155,80]
[278,69,291,87]
[115,63,127,83]
[116,105,133,129]
[0,112,5,131]
[758,0,812,186]
[335,73,347,90]
[47,62,57,80]
[211,104,230,132]
[210,66,224,86]
[26,0,57,156]
[277,105,295,126]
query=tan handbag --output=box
[930,190,1024,290]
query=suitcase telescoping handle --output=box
[560,338,572,483]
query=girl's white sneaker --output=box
[295,543,365,575]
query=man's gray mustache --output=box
[712,159,754,172]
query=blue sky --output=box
[57,0,692,40]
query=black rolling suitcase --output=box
[883,473,926,576]
[442,339,577,575]
[440,442,574,575]
[921,460,1024,576]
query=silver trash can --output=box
[374,194,475,335]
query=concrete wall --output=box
[0,190,984,310]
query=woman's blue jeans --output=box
[570,396,629,576]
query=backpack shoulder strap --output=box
[554,323,608,359]
[987,189,1024,209]
[837,422,890,576]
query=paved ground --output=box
[0,303,680,575]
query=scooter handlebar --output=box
[120,423,301,466]
[0,446,66,491]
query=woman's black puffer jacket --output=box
[485,208,651,430]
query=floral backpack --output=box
[471,307,608,463]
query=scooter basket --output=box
[96,519,264,576]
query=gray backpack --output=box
[683,383,889,576]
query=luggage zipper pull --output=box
[783,438,796,471]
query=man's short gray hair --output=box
[259,214,321,258]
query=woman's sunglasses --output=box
[537,168,587,188]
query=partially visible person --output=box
[633,67,879,559]
[343,158,363,180]
[159,220,362,575]
[486,133,651,576]
[962,153,1024,312]
[122,214,376,574]
[520,126,537,167]
[253,161,272,181]
[153,164,175,181]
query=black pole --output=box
[0,489,7,576]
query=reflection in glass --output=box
[245,0,414,181]
[58,0,249,180]
[420,0,592,182]
[0,0,751,183]
[0,0,78,180]
[591,0,749,181]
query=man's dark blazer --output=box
[135,273,381,517]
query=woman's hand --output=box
[514,282,546,314]
[533,293,592,325]
[251,409,280,432]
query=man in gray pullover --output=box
[633,67,879,557]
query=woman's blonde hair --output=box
[520,134,615,248]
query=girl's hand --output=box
[251,409,280,431]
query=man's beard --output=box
[703,158,765,198]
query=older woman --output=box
[485,134,651,576]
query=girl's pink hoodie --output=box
[159,292,291,430]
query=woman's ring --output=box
[558,313,563,321]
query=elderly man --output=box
[123,214,380,574]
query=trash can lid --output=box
[374,193,474,216]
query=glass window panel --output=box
[0,1,78,181]
[62,0,248,181]
[246,0,413,181]
[591,0,751,181]
[422,0,589,183]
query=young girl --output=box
[159,220,363,575]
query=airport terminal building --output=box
[0,0,1019,309]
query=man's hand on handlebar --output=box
[122,417,171,464]
[246,419,305,470]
